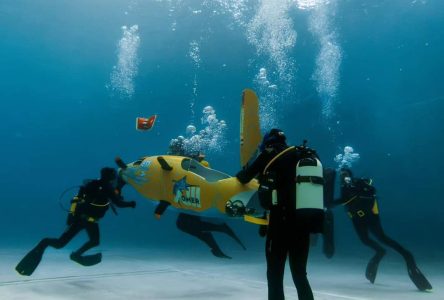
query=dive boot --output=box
[15,245,45,276]
[70,252,102,266]
[365,250,386,283]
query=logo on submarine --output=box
[173,176,201,208]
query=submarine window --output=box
[133,159,144,166]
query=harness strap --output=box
[89,202,110,207]
[295,175,324,185]
[263,146,296,175]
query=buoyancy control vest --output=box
[69,179,112,222]
[343,178,378,218]
[259,144,325,212]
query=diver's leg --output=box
[39,221,83,250]
[288,230,314,300]
[368,216,432,291]
[266,235,287,300]
[352,218,386,254]
[74,222,100,256]
[176,213,231,259]
[352,218,386,283]
[368,216,414,263]
[16,222,82,276]
[70,222,101,266]
[186,215,246,250]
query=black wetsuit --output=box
[176,213,245,258]
[332,178,431,290]
[156,150,246,258]
[36,179,134,261]
[237,143,321,300]
[155,193,246,259]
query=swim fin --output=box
[15,245,45,276]
[408,265,433,291]
[70,252,102,267]
[211,248,232,259]
[365,250,385,284]
[221,223,246,250]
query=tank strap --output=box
[295,175,324,185]
[89,201,110,207]
[263,146,296,175]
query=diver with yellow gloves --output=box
[236,129,324,300]
[330,168,432,291]
[15,167,136,276]
[148,140,246,259]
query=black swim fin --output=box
[365,250,385,284]
[408,265,433,291]
[221,223,247,250]
[157,156,173,171]
[211,248,232,259]
[15,245,45,276]
[70,252,102,267]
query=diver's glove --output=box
[129,201,136,208]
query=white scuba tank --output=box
[295,157,324,210]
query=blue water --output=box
[1,0,443,273]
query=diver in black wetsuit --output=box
[331,168,432,291]
[236,129,324,300]
[150,142,246,259]
[16,167,136,276]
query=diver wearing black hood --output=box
[16,167,136,276]
[237,129,323,300]
[331,168,432,291]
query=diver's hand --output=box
[258,225,268,238]
[129,201,136,208]
[154,213,161,220]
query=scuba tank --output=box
[294,141,325,234]
[259,141,325,211]
[257,140,325,234]
[295,157,324,210]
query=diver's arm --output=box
[330,187,356,208]
[236,152,270,184]
[154,200,170,219]
[109,189,136,208]
[329,198,345,208]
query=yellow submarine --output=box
[117,89,266,223]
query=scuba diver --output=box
[236,129,324,300]
[149,139,246,259]
[330,168,432,291]
[16,167,136,276]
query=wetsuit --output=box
[237,143,321,300]
[16,177,135,275]
[332,176,432,291]
[40,178,135,260]
[154,158,246,259]
[176,213,245,259]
